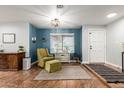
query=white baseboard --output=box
[105,61,122,69]
[31,60,38,66]
[81,61,89,64]
[105,61,122,72]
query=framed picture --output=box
[2,33,16,44]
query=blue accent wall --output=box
[29,25,82,63]
[29,24,37,63]
[36,28,82,60]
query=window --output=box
[50,33,74,53]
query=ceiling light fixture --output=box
[107,13,117,18]
[51,18,60,27]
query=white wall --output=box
[82,25,106,63]
[0,22,30,57]
[106,17,124,68]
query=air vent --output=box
[57,5,64,8]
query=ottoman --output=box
[45,60,62,73]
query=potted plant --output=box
[18,46,25,52]
[0,45,4,52]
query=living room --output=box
[1,5,124,88]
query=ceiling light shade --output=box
[51,18,60,27]
[107,13,117,18]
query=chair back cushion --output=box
[37,48,48,59]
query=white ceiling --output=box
[0,5,124,28]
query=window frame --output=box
[50,33,75,53]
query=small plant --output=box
[0,45,4,52]
[18,46,25,52]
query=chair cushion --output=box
[45,60,62,73]
[39,49,48,57]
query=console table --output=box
[0,52,25,71]
[55,53,70,63]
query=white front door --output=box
[88,30,106,63]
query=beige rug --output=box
[34,66,91,80]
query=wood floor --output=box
[0,64,123,88]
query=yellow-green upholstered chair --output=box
[37,48,54,68]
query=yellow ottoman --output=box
[45,60,62,73]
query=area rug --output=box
[34,66,91,80]
[86,64,124,83]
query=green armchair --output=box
[37,48,54,68]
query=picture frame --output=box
[2,33,16,44]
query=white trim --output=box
[105,61,122,72]
[81,61,89,64]
[31,60,38,66]
[105,61,122,69]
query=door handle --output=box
[90,45,92,50]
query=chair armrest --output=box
[48,54,54,57]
